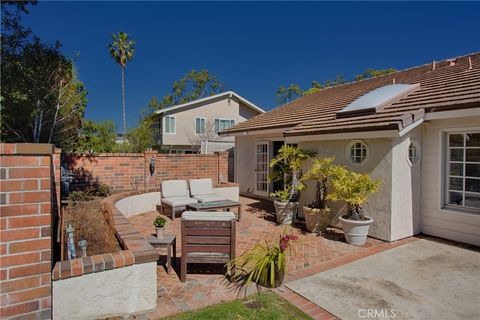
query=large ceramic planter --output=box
[303,206,331,233]
[155,226,165,238]
[273,201,296,225]
[262,269,285,288]
[339,216,374,245]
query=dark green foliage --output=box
[149,69,224,111]
[1,1,87,149]
[76,120,118,153]
[68,191,92,204]
[94,184,110,197]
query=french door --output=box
[255,141,269,197]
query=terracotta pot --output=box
[303,206,331,233]
[273,201,296,225]
[155,227,165,238]
[339,216,374,245]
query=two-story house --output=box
[154,91,264,154]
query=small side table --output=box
[147,235,177,274]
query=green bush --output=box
[95,184,110,197]
[68,191,92,204]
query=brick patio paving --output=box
[128,196,397,319]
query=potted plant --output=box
[227,227,298,288]
[268,145,316,225]
[153,216,167,238]
[301,157,337,233]
[328,167,381,245]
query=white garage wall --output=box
[421,117,480,246]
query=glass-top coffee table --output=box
[186,200,242,221]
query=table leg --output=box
[167,245,171,274]
[173,238,177,267]
[238,205,242,222]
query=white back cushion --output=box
[189,179,213,196]
[161,180,189,198]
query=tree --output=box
[1,1,87,149]
[274,84,303,105]
[149,69,224,111]
[76,120,118,153]
[126,118,155,153]
[275,68,397,104]
[354,68,396,81]
[108,31,135,142]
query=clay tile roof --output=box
[221,53,480,137]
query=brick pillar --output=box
[144,150,158,189]
[0,143,53,320]
[215,151,229,183]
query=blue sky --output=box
[23,1,480,129]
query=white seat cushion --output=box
[182,211,235,221]
[162,197,198,207]
[161,180,189,198]
[193,194,226,203]
[189,179,214,196]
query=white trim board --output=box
[154,91,265,115]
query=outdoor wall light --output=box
[149,156,156,176]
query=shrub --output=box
[95,184,110,197]
[68,191,92,204]
[270,188,291,202]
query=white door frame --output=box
[255,140,270,197]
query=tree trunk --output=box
[121,65,127,145]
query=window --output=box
[164,116,175,134]
[445,132,480,211]
[347,140,368,164]
[195,117,206,135]
[215,119,235,133]
[408,140,420,165]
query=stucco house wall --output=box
[161,97,259,146]
[420,116,480,246]
[299,138,394,241]
[390,126,422,241]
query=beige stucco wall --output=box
[161,96,261,146]
[421,116,480,246]
[115,192,161,217]
[299,139,394,241]
[53,262,157,320]
[390,126,422,241]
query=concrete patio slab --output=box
[286,239,480,320]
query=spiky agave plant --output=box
[227,227,298,288]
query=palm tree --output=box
[108,31,135,142]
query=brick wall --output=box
[64,151,229,192]
[1,143,54,320]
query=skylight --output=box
[336,83,420,118]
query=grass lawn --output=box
[163,291,313,320]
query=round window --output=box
[347,140,369,164]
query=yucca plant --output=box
[327,166,381,221]
[227,228,298,288]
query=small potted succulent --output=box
[301,157,337,233]
[268,145,316,225]
[228,227,298,288]
[153,216,167,238]
[328,166,381,245]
